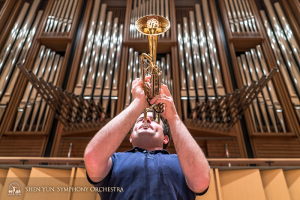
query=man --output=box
[84,77,210,199]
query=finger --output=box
[151,97,171,106]
[150,94,169,104]
[161,84,171,96]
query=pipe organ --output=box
[124,48,173,109]
[73,0,124,120]
[0,0,300,159]
[237,45,286,133]
[259,0,300,123]
[13,46,64,132]
[45,0,79,32]
[0,0,43,123]
[130,0,170,39]
[177,1,226,121]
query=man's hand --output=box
[150,84,179,121]
[131,76,150,109]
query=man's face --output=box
[130,112,169,150]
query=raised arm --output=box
[150,85,210,193]
[84,78,148,183]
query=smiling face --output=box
[130,112,169,151]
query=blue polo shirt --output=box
[86,146,208,200]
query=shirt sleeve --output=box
[194,186,209,196]
[86,153,115,187]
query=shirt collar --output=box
[126,146,170,154]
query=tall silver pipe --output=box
[241,54,263,132]
[224,0,235,32]
[166,54,171,89]
[274,3,300,67]
[244,0,256,31]
[83,3,107,98]
[35,54,60,131]
[18,11,44,65]
[56,0,70,32]
[13,46,45,132]
[21,49,51,131]
[161,0,164,38]
[255,45,286,132]
[0,3,29,73]
[41,56,64,130]
[28,51,56,131]
[49,0,62,31]
[195,4,215,101]
[165,0,169,37]
[124,48,134,108]
[61,0,75,32]
[177,24,188,119]
[189,11,205,104]
[161,57,165,85]
[260,9,300,96]
[237,56,258,132]
[229,0,240,32]
[241,0,253,31]
[0,0,41,99]
[110,24,123,118]
[0,10,43,125]
[182,17,196,117]
[52,0,66,31]
[45,0,58,32]
[203,0,226,97]
[74,0,101,96]
[233,0,245,32]
[156,0,159,16]
[238,0,249,32]
[101,17,119,119]
[66,0,79,32]
[93,11,113,99]
[245,51,270,132]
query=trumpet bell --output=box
[135,15,170,36]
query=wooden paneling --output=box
[253,137,300,158]
[284,169,300,200]
[0,169,7,195]
[0,136,44,157]
[215,168,266,200]
[260,169,291,200]
[0,167,30,200]
[23,167,75,200]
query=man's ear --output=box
[163,135,169,144]
[129,134,132,143]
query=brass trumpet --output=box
[135,15,170,124]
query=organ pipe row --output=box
[260,0,300,122]
[124,48,173,109]
[45,0,79,33]
[177,1,225,120]
[14,46,63,132]
[237,45,286,133]
[130,0,170,39]
[74,0,124,120]
[224,0,257,33]
[0,0,43,123]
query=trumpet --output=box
[135,15,170,124]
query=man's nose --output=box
[142,117,151,124]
